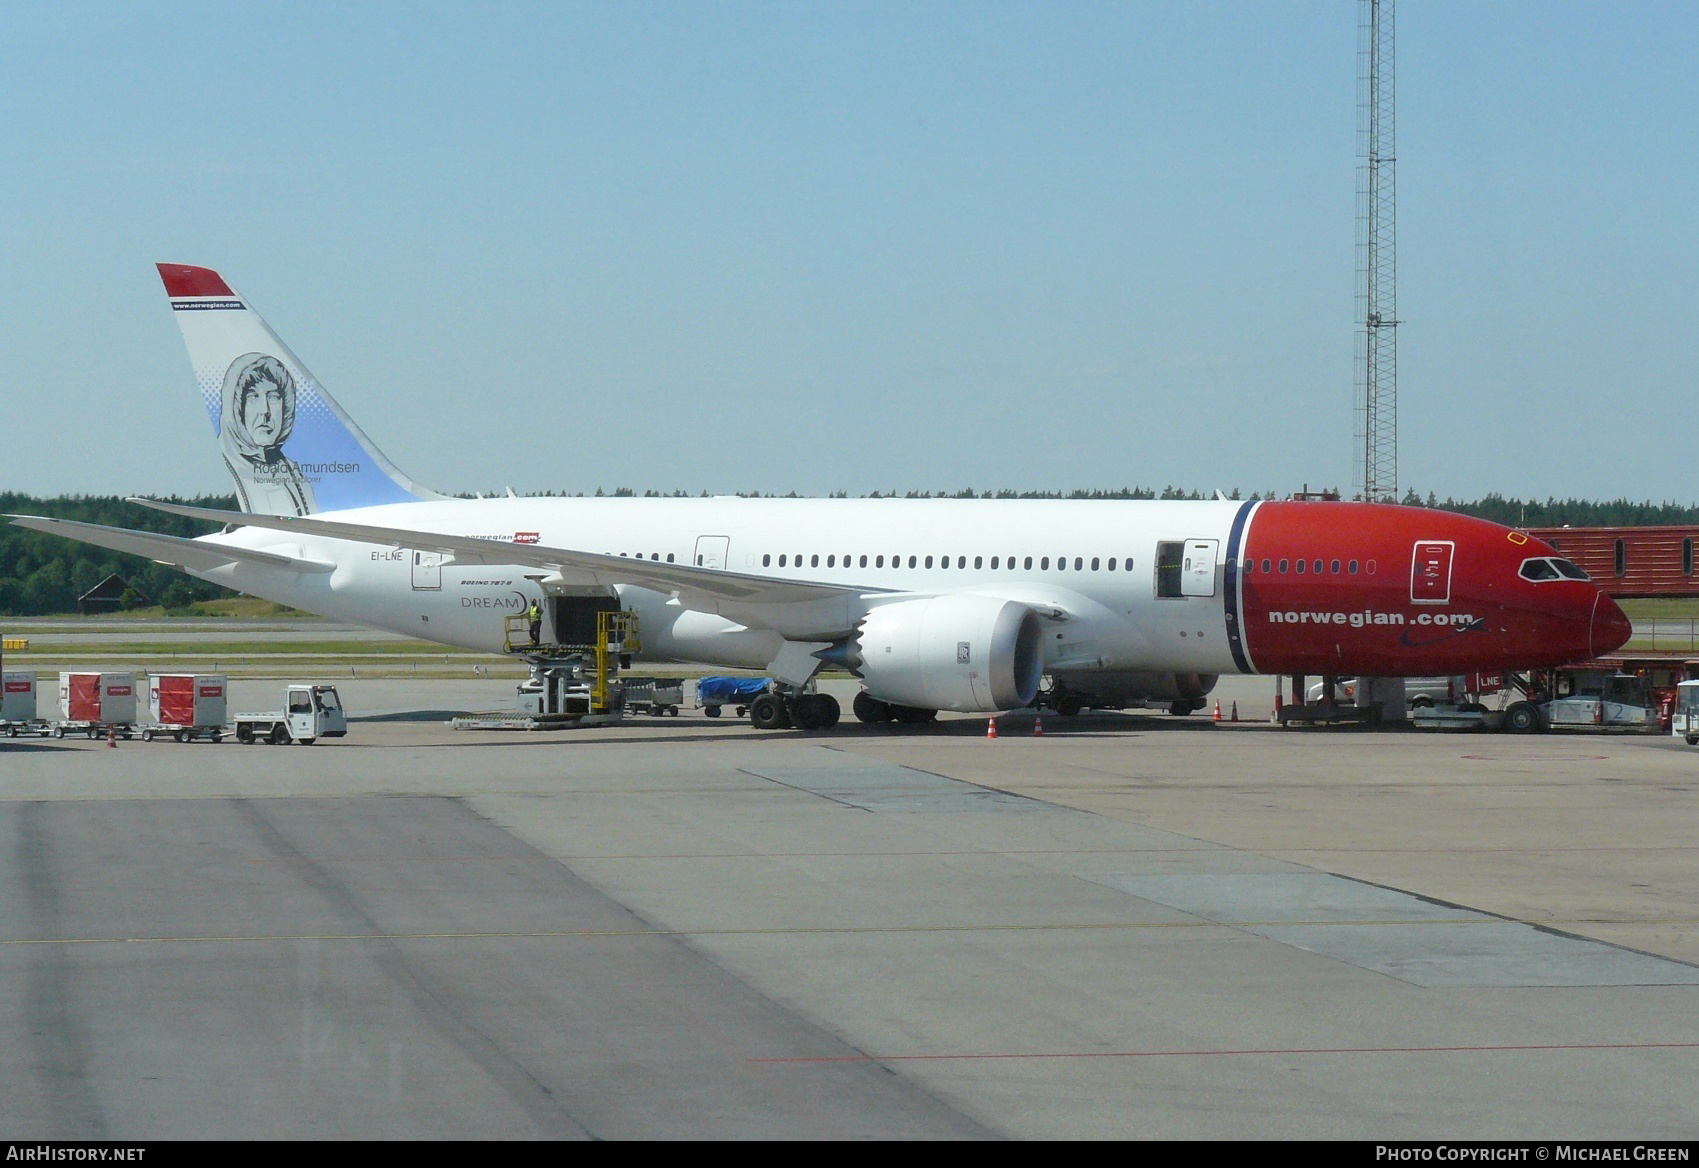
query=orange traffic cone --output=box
[1213,699,1223,722]
[106,724,116,748]
[987,717,998,739]
[1033,715,1044,737]
[1230,701,1239,722]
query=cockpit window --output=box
[1519,557,1591,582]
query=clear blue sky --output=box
[3,1,1695,503]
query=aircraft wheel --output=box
[1504,702,1542,734]
[1168,701,1193,716]
[853,691,893,724]
[1057,695,1085,717]
[749,693,788,731]
[892,705,937,724]
[793,694,839,731]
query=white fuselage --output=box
[191,496,1246,676]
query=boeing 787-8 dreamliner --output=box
[10,265,1632,729]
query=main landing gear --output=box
[748,691,842,731]
[851,691,938,725]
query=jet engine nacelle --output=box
[1051,669,1219,705]
[851,595,1044,713]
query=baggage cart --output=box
[141,674,229,742]
[54,672,137,739]
[624,678,685,716]
[1,671,50,737]
[695,676,772,718]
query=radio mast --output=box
[1356,0,1397,503]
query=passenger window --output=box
[779,555,787,567]
[958,556,966,569]
[811,555,819,567]
[1041,557,1050,570]
[860,555,868,568]
[667,553,674,562]
[876,555,884,568]
[1295,559,1306,574]
[1074,557,1083,571]
[1091,557,1099,571]
[1278,559,1289,573]
[762,554,771,567]
[908,555,917,568]
[1313,559,1323,574]
[1348,560,1358,574]
[827,555,835,567]
[1330,559,1340,574]
[1108,558,1117,571]
[1025,557,1033,570]
[1262,558,1271,573]
[925,556,934,568]
[1125,557,1134,571]
[974,556,983,569]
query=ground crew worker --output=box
[527,600,542,646]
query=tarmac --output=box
[1,673,1696,1139]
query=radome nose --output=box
[1591,593,1633,657]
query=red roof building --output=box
[1530,526,1699,597]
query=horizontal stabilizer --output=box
[7,515,336,575]
[124,499,870,607]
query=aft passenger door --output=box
[411,550,443,590]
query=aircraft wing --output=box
[8,515,336,574]
[123,499,866,606]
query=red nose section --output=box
[1591,594,1633,658]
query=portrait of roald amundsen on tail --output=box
[220,352,317,516]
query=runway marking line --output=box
[747,1040,1699,1065]
[3,914,1696,947]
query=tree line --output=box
[3,488,1697,616]
[0,493,237,616]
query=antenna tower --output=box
[1355,0,1397,502]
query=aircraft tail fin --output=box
[156,264,444,516]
